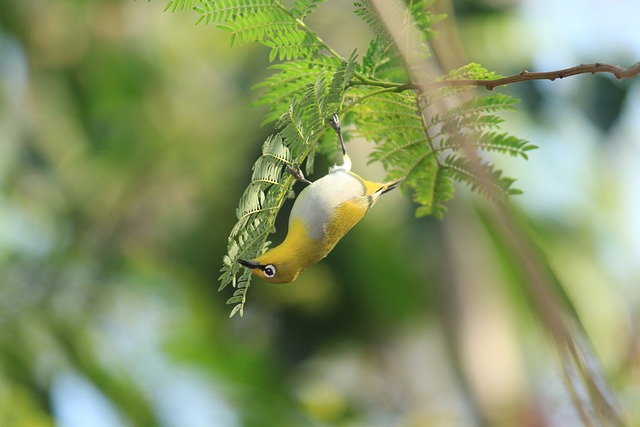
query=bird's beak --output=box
[238,259,261,269]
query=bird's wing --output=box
[343,178,401,210]
[343,192,378,211]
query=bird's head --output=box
[237,219,323,284]
[238,249,302,284]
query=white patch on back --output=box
[329,154,352,173]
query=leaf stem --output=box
[343,85,409,113]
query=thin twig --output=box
[350,62,640,93]
[422,62,640,90]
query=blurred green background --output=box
[0,0,638,426]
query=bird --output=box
[238,114,402,284]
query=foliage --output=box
[166,0,326,60]
[163,0,537,316]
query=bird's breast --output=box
[289,169,366,241]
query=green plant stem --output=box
[343,85,409,113]
[414,92,440,162]
[274,1,343,58]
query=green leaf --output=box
[444,154,521,200]
[186,0,321,60]
[354,0,385,34]
[253,57,342,125]
[476,132,536,159]
[229,304,244,318]
[361,35,394,76]
[164,0,200,13]
[292,0,327,20]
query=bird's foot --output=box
[327,113,347,156]
[286,162,312,185]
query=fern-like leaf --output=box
[191,0,321,61]
[444,154,521,198]
[348,60,533,217]
[434,93,519,135]
[195,0,281,25]
[291,0,326,20]
[402,151,454,219]
[361,35,394,77]
[410,0,446,42]
[254,57,342,125]
[475,132,537,159]
[354,0,386,34]
[164,0,201,12]
[351,89,427,168]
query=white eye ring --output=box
[262,264,277,278]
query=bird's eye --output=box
[262,264,277,278]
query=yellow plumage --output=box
[238,115,401,284]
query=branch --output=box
[426,62,640,90]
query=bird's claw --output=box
[286,162,312,185]
[327,113,347,156]
[327,113,341,133]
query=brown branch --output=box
[420,62,640,91]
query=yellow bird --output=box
[238,114,402,284]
